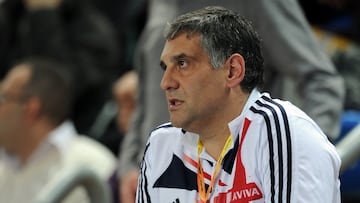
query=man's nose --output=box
[160,68,178,91]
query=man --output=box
[0,58,116,203]
[136,6,341,203]
[119,1,345,202]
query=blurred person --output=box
[0,58,117,203]
[100,71,139,202]
[90,70,139,157]
[136,6,341,202]
[113,71,139,135]
[0,0,120,143]
[118,0,345,202]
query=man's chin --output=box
[170,121,181,128]
[170,118,184,128]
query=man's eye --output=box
[178,60,188,68]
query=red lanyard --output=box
[197,135,232,203]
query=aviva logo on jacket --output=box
[213,182,263,203]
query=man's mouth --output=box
[169,98,183,110]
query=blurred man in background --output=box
[0,58,117,203]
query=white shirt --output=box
[0,121,116,203]
[136,89,341,203]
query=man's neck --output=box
[198,91,250,160]
[15,122,53,164]
[199,127,231,160]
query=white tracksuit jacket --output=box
[136,89,341,203]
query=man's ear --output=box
[226,53,245,88]
[24,97,42,123]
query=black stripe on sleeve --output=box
[250,106,276,203]
[255,100,284,203]
[138,158,144,202]
[261,96,292,203]
[138,143,151,203]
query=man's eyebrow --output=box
[172,53,192,61]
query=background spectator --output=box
[91,70,139,157]
[0,58,117,203]
[113,71,138,135]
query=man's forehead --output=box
[161,34,201,58]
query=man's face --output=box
[160,33,229,133]
[0,65,30,151]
